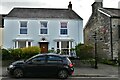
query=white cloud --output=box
[103,0,119,8]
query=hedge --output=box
[1,46,40,60]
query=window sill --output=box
[38,34,49,36]
[18,34,29,36]
[59,35,69,37]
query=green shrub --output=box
[9,48,23,60]
[100,58,118,66]
[2,49,11,60]
[48,49,56,53]
[75,43,94,60]
[21,46,40,59]
[2,46,40,60]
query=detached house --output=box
[3,2,83,56]
[84,0,120,60]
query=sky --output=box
[0,0,119,26]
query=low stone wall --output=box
[71,60,94,68]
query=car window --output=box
[47,55,62,63]
[32,56,46,64]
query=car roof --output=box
[26,53,67,62]
[32,53,63,58]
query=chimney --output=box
[68,1,72,10]
[92,0,103,14]
[95,0,103,2]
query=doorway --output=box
[39,42,48,53]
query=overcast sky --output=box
[0,0,119,26]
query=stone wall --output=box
[84,2,120,60]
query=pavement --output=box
[0,62,119,78]
[73,64,118,78]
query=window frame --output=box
[60,22,68,35]
[31,56,46,64]
[40,21,48,35]
[19,21,28,34]
[47,55,63,63]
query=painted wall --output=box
[0,28,3,48]
[3,18,83,49]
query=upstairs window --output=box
[60,22,68,35]
[40,22,48,34]
[20,21,27,34]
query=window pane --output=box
[20,29,27,34]
[60,29,67,35]
[32,56,46,64]
[40,29,47,34]
[61,23,67,28]
[41,22,47,28]
[18,41,26,48]
[47,55,62,63]
[61,41,69,48]
[20,21,27,27]
[57,42,59,48]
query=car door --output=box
[46,55,63,75]
[24,55,47,76]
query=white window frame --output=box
[19,21,28,34]
[60,22,68,35]
[40,21,48,35]
[56,41,72,55]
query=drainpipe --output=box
[110,17,113,60]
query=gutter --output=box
[110,18,113,60]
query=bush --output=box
[48,49,56,53]
[9,48,23,60]
[21,46,40,59]
[75,43,94,60]
[100,58,118,66]
[2,49,11,60]
[2,46,40,60]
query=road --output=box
[1,77,118,80]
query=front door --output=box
[39,42,48,53]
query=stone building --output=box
[84,0,120,60]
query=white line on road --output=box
[70,77,118,79]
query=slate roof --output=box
[5,8,83,20]
[99,8,120,18]
[84,7,120,29]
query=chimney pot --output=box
[68,1,72,10]
[95,0,103,2]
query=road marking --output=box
[70,77,118,79]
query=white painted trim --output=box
[59,41,61,54]
[69,41,71,55]
[98,9,111,17]
[26,41,28,47]
[16,41,18,48]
